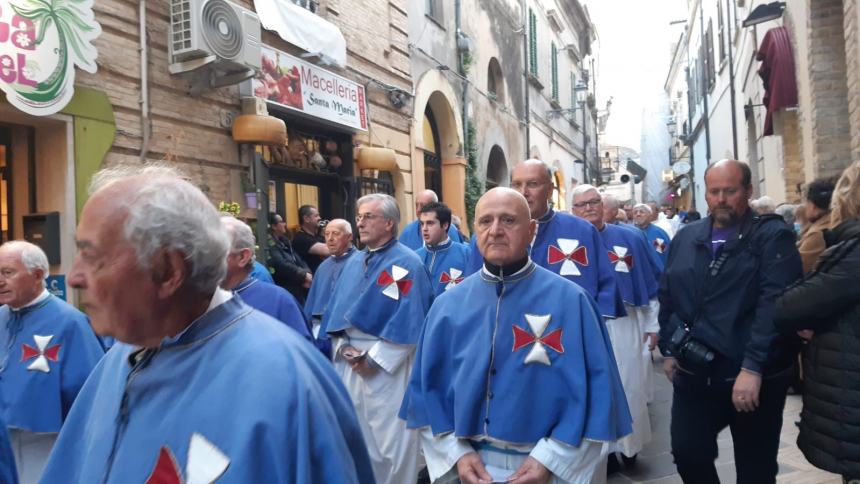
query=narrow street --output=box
[609,355,842,484]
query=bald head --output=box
[415,190,439,213]
[704,159,753,227]
[511,159,554,219]
[323,218,354,257]
[474,188,536,266]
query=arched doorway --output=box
[422,107,443,198]
[485,145,507,190]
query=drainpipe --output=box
[522,0,530,159]
[139,0,151,161]
[726,0,738,159]
[699,1,712,167]
[455,0,469,167]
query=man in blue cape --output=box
[415,202,472,296]
[573,185,663,471]
[400,187,631,483]
[633,204,671,266]
[321,193,434,484]
[399,189,463,250]
[0,241,104,484]
[304,218,357,354]
[466,160,621,319]
[40,165,374,483]
[219,216,322,351]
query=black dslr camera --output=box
[669,325,715,366]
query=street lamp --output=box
[574,81,589,184]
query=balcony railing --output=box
[291,0,318,13]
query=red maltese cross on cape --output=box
[21,334,61,373]
[377,265,413,300]
[608,246,633,273]
[512,314,565,365]
[146,433,230,484]
[439,268,464,291]
[653,238,667,253]
[547,238,588,276]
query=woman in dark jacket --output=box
[775,160,860,481]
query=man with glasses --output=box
[321,194,433,484]
[465,159,621,319]
[572,185,663,474]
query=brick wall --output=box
[780,111,804,202]
[843,0,860,166]
[806,0,853,179]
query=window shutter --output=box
[551,43,558,101]
[529,9,538,76]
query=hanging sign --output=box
[253,45,367,131]
[0,0,101,116]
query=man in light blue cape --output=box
[399,189,463,250]
[415,202,471,296]
[321,193,434,484]
[401,188,631,483]
[466,160,622,319]
[0,241,103,484]
[633,203,671,266]
[573,185,663,466]
[304,218,357,356]
[40,166,373,483]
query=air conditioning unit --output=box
[168,0,261,88]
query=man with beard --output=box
[659,159,802,483]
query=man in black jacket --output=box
[658,159,802,484]
[266,212,312,304]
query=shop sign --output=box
[254,45,367,132]
[0,0,101,116]
[46,275,66,301]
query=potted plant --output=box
[241,171,257,209]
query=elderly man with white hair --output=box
[0,241,103,484]
[41,165,375,483]
[633,204,672,266]
[219,216,314,346]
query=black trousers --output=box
[670,371,789,484]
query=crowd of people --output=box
[0,157,857,483]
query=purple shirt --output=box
[711,225,739,257]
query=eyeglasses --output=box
[356,213,382,223]
[572,199,603,209]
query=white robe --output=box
[420,429,606,484]
[333,328,419,484]
[9,429,56,484]
[605,304,653,457]
[640,300,661,403]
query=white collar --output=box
[11,288,50,311]
[206,287,233,312]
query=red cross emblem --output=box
[21,334,61,373]
[439,268,464,290]
[546,238,588,276]
[511,314,564,365]
[377,264,413,300]
[653,237,667,253]
[146,433,229,484]
[608,246,633,273]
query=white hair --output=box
[633,203,653,214]
[357,193,400,235]
[326,218,352,235]
[92,169,229,295]
[1,241,49,283]
[571,184,599,198]
[220,216,257,263]
[751,196,776,213]
[88,162,188,194]
[602,194,620,210]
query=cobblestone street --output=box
[608,355,842,484]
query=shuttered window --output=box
[551,43,559,101]
[529,9,538,76]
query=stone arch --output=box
[487,57,505,103]
[485,145,507,190]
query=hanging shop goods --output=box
[262,129,345,174]
[253,46,367,132]
[0,0,101,115]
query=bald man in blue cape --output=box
[401,188,631,483]
[465,160,622,319]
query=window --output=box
[426,0,443,24]
[570,72,577,109]
[717,1,726,62]
[291,0,318,13]
[487,57,504,102]
[529,9,538,76]
[551,43,559,101]
[705,20,716,89]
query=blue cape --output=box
[40,297,374,483]
[250,261,275,284]
[400,262,632,446]
[399,219,463,251]
[0,295,104,433]
[642,223,671,266]
[233,277,313,341]
[415,239,472,296]
[304,247,358,323]
[598,224,661,306]
[321,239,433,344]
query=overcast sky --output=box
[583,0,688,152]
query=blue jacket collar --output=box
[159,296,251,350]
[423,238,453,253]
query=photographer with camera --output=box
[658,160,802,484]
[293,204,331,273]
